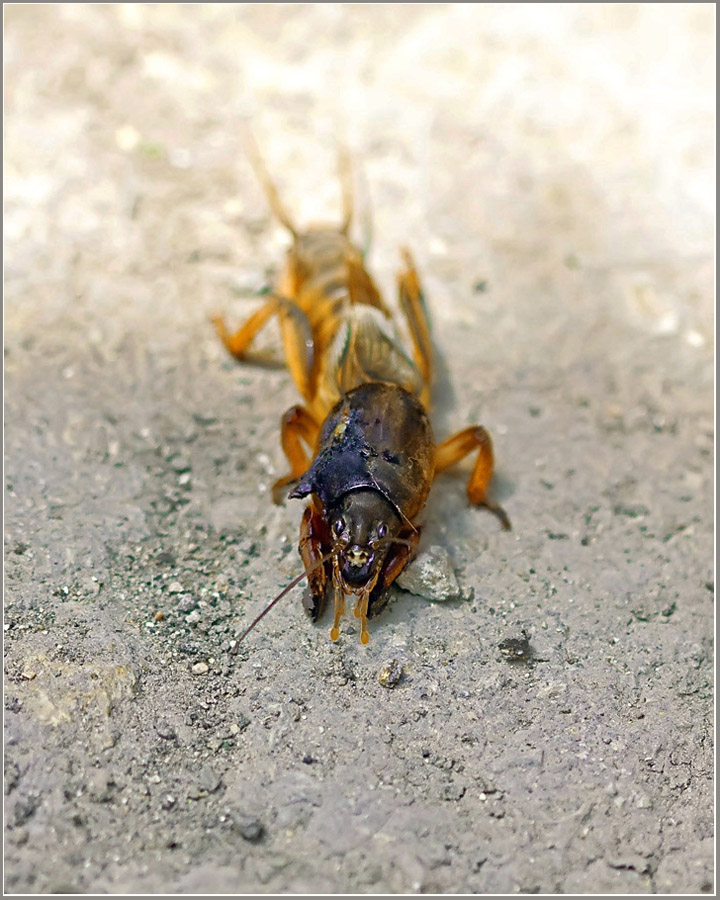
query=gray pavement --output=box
[4,5,714,894]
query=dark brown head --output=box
[329,489,402,591]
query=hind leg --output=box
[271,405,320,504]
[212,297,280,360]
[213,295,314,401]
[397,247,433,408]
[435,426,511,530]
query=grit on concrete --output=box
[3,5,714,895]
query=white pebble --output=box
[396,546,460,601]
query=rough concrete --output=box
[4,5,714,894]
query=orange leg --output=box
[277,302,314,401]
[298,499,331,621]
[212,295,314,401]
[271,405,320,504]
[381,529,421,592]
[435,426,511,530]
[365,528,422,619]
[397,247,433,408]
[212,298,280,360]
[344,247,391,316]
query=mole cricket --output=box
[213,134,510,645]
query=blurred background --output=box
[5,3,714,359]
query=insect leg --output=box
[397,247,433,407]
[381,529,421,590]
[344,248,391,316]
[271,405,320,504]
[277,300,314,402]
[434,426,511,530]
[367,528,421,619]
[298,499,331,621]
[211,297,281,361]
[213,295,314,401]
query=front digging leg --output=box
[298,499,331,622]
[367,528,422,620]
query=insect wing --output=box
[329,306,423,398]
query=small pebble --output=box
[87,771,114,803]
[191,662,209,675]
[10,827,29,846]
[378,659,404,688]
[171,456,192,474]
[155,720,176,740]
[177,595,198,614]
[233,815,264,842]
[396,546,460,601]
[498,632,532,663]
[168,581,184,594]
[441,782,467,802]
[198,765,222,794]
[20,670,37,681]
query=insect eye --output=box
[333,518,346,536]
[377,523,388,539]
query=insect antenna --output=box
[229,551,334,654]
[336,142,354,236]
[372,535,418,552]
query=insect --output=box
[214,134,510,645]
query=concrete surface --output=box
[4,4,714,894]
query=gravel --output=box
[4,5,713,895]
